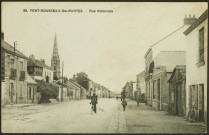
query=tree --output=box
[74,72,89,90]
[37,81,59,103]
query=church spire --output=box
[53,33,59,55]
[51,33,61,80]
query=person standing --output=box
[122,99,127,111]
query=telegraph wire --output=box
[150,25,185,48]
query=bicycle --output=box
[91,103,96,114]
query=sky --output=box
[2,2,208,93]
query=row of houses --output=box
[121,70,146,102]
[121,10,207,125]
[1,32,114,106]
[72,72,114,99]
[144,10,207,124]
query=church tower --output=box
[51,33,61,80]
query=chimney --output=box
[29,54,35,60]
[73,74,76,79]
[1,32,4,40]
[41,59,45,64]
[184,14,197,25]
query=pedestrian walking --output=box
[122,99,127,111]
[90,93,98,114]
[136,98,140,107]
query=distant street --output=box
[2,98,206,133]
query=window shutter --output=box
[27,87,28,99]
[199,27,204,62]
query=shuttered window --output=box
[153,80,157,99]
[199,27,204,62]
[20,61,23,70]
[20,86,23,97]
[147,82,150,98]
[11,58,14,68]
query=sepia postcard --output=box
[1,2,208,134]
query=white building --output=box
[184,9,208,124]
[54,79,68,101]
[144,14,197,110]
[136,70,146,94]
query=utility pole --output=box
[14,41,18,104]
[61,61,64,102]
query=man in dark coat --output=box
[136,98,140,107]
[122,99,127,111]
[90,93,98,113]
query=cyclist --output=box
[90,93,98,113]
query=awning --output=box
[27,73,37,84]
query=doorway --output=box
[157,79,160,110]
[32,87,35,103]
[199,84,204,122]
[10,83,14,103]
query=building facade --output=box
[1,39,28,105]
[144,48,153,106]
[54,79,68,101]
[184,10,208,124]
[72,81,87,99]
[73,72,91,98]
[145,51,186,111]
[136,70,146,102]
[26,73,38,104]
[144,15,196,109]
[27,55,53,82]
[168,65,186,117]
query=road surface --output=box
[1,98,206,133]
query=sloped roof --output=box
[79,72,92,81]
[67,81,80,90]
[27,58,42,67]
[137,71,145,79]
[27,57,52,70]
[1,40,28,59]
[26,73,37,84]
[168,65,186,83]
[71,81,86,90]
[54,79,67,87]
[184,9,208,35]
